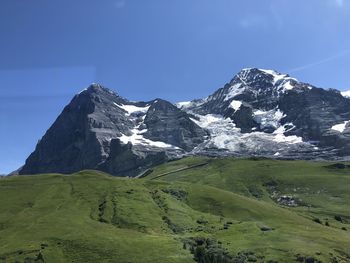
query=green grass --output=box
[0,158,349,262]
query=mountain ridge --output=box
[18,68,350,176]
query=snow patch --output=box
[191,114,223,128]
[224,83,245,101]
[114,103,150,116]
[176,101,192,108]
[273,125,303,144]
[331,121,350,133]
[119,128,176,148]
[283,81,294,90]
[253,108,285,129]
[176,99,206,110]
[259,69,286,84]
[191,114,240,151]
[341,90,350,98]
[229,100,242,111]
[113,102,178,149]
[191,113,304,154]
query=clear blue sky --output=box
[1,0,350,174]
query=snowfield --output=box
[190,113,305,154]
[331,121,350,133]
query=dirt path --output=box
[148,162,209,180]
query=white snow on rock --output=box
[259,69,287,84]
[190,114,222,128]
[119,128,176,148]
[190,114,240,151]
[282,81,294,90]
[190,113,304,154]
[112,102,178,149]
[341,90,350,98]
[118,116,178,149]
[273,125,303,144]
[215,68,305,103]
[331,121,350,133]
[241,68,302,94]
[224,83,245,101]
[78,88,87,94]
[229,100,242,111]
[253,108,285,130]
[114,103,150,116]
[176,99,206,110]
[176,101,192,108]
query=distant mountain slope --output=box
[20,69,350,176]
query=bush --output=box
[197,218,209,225]
[312,218,322,224]
[334,215,343,222]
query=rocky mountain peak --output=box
[19,83,208,176]
[176,68,350,159]
[180,68,313,116]
[18,69,350,177]
[235,68,286,84]
[227,68,304,98]
[77,83,127,104]
[83,83,117,95]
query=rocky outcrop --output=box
[97,139,168,177]
[143,99,208,151]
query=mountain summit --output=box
[20,83,206,176]
[19,69,350,176]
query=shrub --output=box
[334,215,343,222]
[312,218,322,224]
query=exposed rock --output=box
[20,84,205,176]
[144,99,208,151]
[276,195,299,207]
[179,68,350,159]
[19,68,350,176]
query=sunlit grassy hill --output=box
[0,158,349,262]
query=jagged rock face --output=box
[20,86,104,175]
[20,84,206,176]
[179,68,350,159]
[97,139,167,177]
[20,68,350,177]
[143,99,208,151]
[280,88,350,139]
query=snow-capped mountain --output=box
[179,68,350,158]
[19,68,350,176]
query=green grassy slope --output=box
[0,158,349,262]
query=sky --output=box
[1,0,350,174]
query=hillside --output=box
[1,158,350,262]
